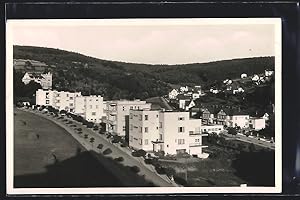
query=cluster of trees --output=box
[14,45,275,101]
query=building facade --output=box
[201,124,224,135]
[229,115,250,129]
[129,110,160,151]
[129,110,208,158]
[249,117,266,130]
[36,89,81,112]
[74,95,105,123]
[22,72,52,89]
[105,100,152,136]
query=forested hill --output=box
[13,45,275,100]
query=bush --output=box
[99,130,105,134]
[84,134,88,139]
[132,149,147,157]
[97,144,103,149]
[130,166,140,173]
[114,157,124,162]
[103,148,112,155]
[144,159,153,165]
[77,128,82,131]
[154,151,165,158]
[165,167,176,177]
[155,166,166,174]
[93,126,99,131]
[174,176,188,186]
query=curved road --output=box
[24,108,175,187]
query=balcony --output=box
[189,131,207,136]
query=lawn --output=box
[14,108,123,187]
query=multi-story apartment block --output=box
[22,72,52,89]
[228,114,250,129]
[129,110,208,158]
[129,109,160,151]
[74,95,105,123]
[36,89,81,112]
[105,100,151,137]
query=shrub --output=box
[77,128,82,131]
[132,149,147,157]
[174,176,188,186]
[165,167,176,177]
[144,159,153,165]
[114,157,124,162]
[103,148,112,155]
[130,166,140,173]
[154,151,165,158]
[155,165,166,174]
[93,126,99,131]
[84,134,88,139]
[99,130,105,134]
[77,131,82,134]
[97,144,103,149]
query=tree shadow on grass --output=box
[231,150,275,186]
[14,150,155,188]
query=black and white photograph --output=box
[6,18,281,194]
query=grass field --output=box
[14,108,123,187]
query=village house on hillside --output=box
[22,72,53,89]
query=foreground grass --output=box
[14,108,123,187]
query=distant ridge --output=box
[13,45,275,100]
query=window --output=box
[140,127,142,133]
[178,127,185,133]
[195,139,200,143]
[156,127,158,130]
[130,136,133,142]
[123,126,126,131]
[56,93,60,97]
[139,115,142,121]
[145,139,148,145]
[159,122,162,128]
[178,117,185,121]
[70,103,74,107]
[130,106,133,110]
[145,127,148,133]
[66,94,69,97]
[189,131,193,135]
[56,100,60,103]
[122,106,125,111]
[92,112,96,116]
[130,124,133,131]
[178,139,185,145]
[156,114,159,118]
[46,100,50,104]
[145,115,148,120]
[130,114,133,119]
[96,99,98,101]
[70,97,73,100]
[159,134,163,140]
[139,139,142,145]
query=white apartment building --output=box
[36,89,81,112]
[22,72,52,89]
[105,100,151,136]
[129,110,208,158]
[201,124,224,135]
[74,95,105,123]
[129,110,160,151]
[249,117,266,130]
[228,115,250,129]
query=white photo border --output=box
[6,18,282,195]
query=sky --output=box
[11,20,276,65]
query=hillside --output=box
[13,45,275,100]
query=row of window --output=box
[203,128,222,132]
